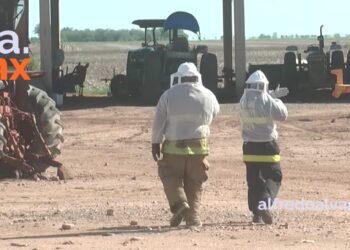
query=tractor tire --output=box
[331,50,345,69]
[283,52,298,98]
[110,74,128,99]
[140,54,162,105]
[200,53,218,95]
[27,85,64,176]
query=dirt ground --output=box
[1,98,350,250]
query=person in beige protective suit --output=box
[152,62,220,227]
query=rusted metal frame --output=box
[25,153,62,168]
[12,108,59,167]
[1,154,34,174]
[0,116,35,174]
[0,108,60,174]
[29,114,51,156]
[0,82,61,175]
[15,109,62,168]
[3,116,25,160]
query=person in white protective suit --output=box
[239,70,288,224]
[152,62,220,227]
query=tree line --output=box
[32,24,349,42]
[248,32,349,40]
[32,25,187,42]
[60,27,174,42]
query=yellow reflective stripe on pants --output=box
[243,154,280,163]
[162,139,209,155]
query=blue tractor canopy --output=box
[163,11,200,36]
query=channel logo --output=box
[0,30,31,80]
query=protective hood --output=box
[170,62,202,87]
[239,70,288,142]
[245,70,269,93]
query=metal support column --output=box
[234,0,246,98]
[51,0,61,96]
[51,0,60,53]
[39,0,53,94]
[222,0,233,87]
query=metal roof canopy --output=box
[163,11,200,34]
[40,0,247,99]
[132,19,165,29]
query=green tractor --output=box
[249,25,350,98]
[110,11,218,104]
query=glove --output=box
[269,84,289,98]
[152,143,161,161]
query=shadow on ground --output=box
[0,222,253,241]
[60,96,144,111]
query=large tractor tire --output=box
[27,85,66,178]
[283,52,298,98]
[140,54,162,105]
[110,74,129,99]
[330,50,345,69]
[200,53,218,95]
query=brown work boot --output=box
[186,213,202,227]
[252,213,263,223]
[170,202,190,227]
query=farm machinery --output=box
[109,11,218,104]
[0,0,65,179]
[249,25,350,98]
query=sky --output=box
[29,0,350,39]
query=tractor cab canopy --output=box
[164,11,201,52]
[132,19,165,29]
[131,12,200,50]
[164,11,200,35]
[132,19,166,48]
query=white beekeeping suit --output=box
[152,62,220,146]
[151,62,220,228]
[239,70,288,142]
[239,70,289,225]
